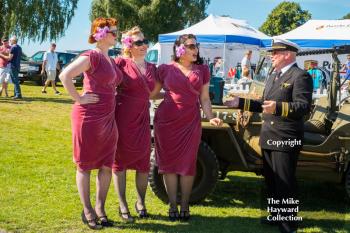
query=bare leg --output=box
[52,81,59,92]
[76,169,96,221]
[95,166,112,218]
[135,171,148,210]
[42,80,50,92]
[163,173,178,209]
[113,170,128,212]
[113,170,134,222]
[179,175,195,211]
[3,82,8,97]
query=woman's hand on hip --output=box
[77,93,99,104]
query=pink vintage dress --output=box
[71,50,123,171]
[112,58,156,172]
[154,63,210,176]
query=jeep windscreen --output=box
[254,54,273,84]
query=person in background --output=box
[225,38,313,233]
[307,63,322,92]
[41,43,61,95]
[59,17,121,230]
[2,36,22,99]
[238,67,252,90]
[241,50,252,77]
[152,34,222,221]
[112,26,157,223]
[0,38,12,97]
[342,54,350,80]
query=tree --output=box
[259,1,311,36]
[342,13,350,19]
[0,0,78,42]
[90,0,210,42]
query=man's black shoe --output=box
[13,96,22,100]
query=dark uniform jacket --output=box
[238,63,313,151]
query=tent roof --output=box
[262,19,350,48]
[159,14,270,46]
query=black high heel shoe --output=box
[81,210,103,230]
[179,209,190,221]
[119,207,135,223]
[135,201,149,218]
[98,215,114,227]
[168,207,179,221]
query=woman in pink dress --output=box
[59,17,122,230]
[152,34,222,221]
[112,26,157,222]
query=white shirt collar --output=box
[281,62,296,74]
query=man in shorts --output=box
[41,43,61,94]
[0,37,11,97]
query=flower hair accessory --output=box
[93,26,110,41]
[176,44,186,58]
[122,36,133,49]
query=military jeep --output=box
[148,45,350,204]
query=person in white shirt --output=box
[237,67,252,90]
[241,50,252,78]
[41,43,61,94]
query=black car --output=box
[19,51,77,85]
[65,48,122,85]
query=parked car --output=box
[64,48,122,85]
[19,51,77,85]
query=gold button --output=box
[271,121,274,125]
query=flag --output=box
[228,68,236,78]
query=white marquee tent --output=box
[261,20,350,72]
[157,14,271,77]
[262,19,350,48]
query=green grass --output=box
[0,82,349,233]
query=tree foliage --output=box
[0,0,78,42]
[259,1,311,36]
[90,0,210,42]
[342,13,350,19]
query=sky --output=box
[21,0,350,56]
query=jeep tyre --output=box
[148,141,219,204]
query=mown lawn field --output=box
[0,82,349,233]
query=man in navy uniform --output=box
[225,38,313,233]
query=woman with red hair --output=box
[59,17,122,230]
[112,26,157,222]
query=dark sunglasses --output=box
[133,39,149,46]
[107,29,118,37]
[184,43,200,50]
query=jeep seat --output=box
[303,97,328,145]
[303,132,327,145]
[303,101,350,145]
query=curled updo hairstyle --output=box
[88,17,118,44]
[122,26,144,58]
[173,34,203,65]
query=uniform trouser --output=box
[262,149,299,233]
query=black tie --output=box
[274,71,281,81]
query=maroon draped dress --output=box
[71,50,123,171]
[154,63,210,176]
[112,58,156,172]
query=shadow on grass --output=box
[21,81,82,89]
[114,215,348,233]
[0,96,74,104]
[201,173,349,217]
